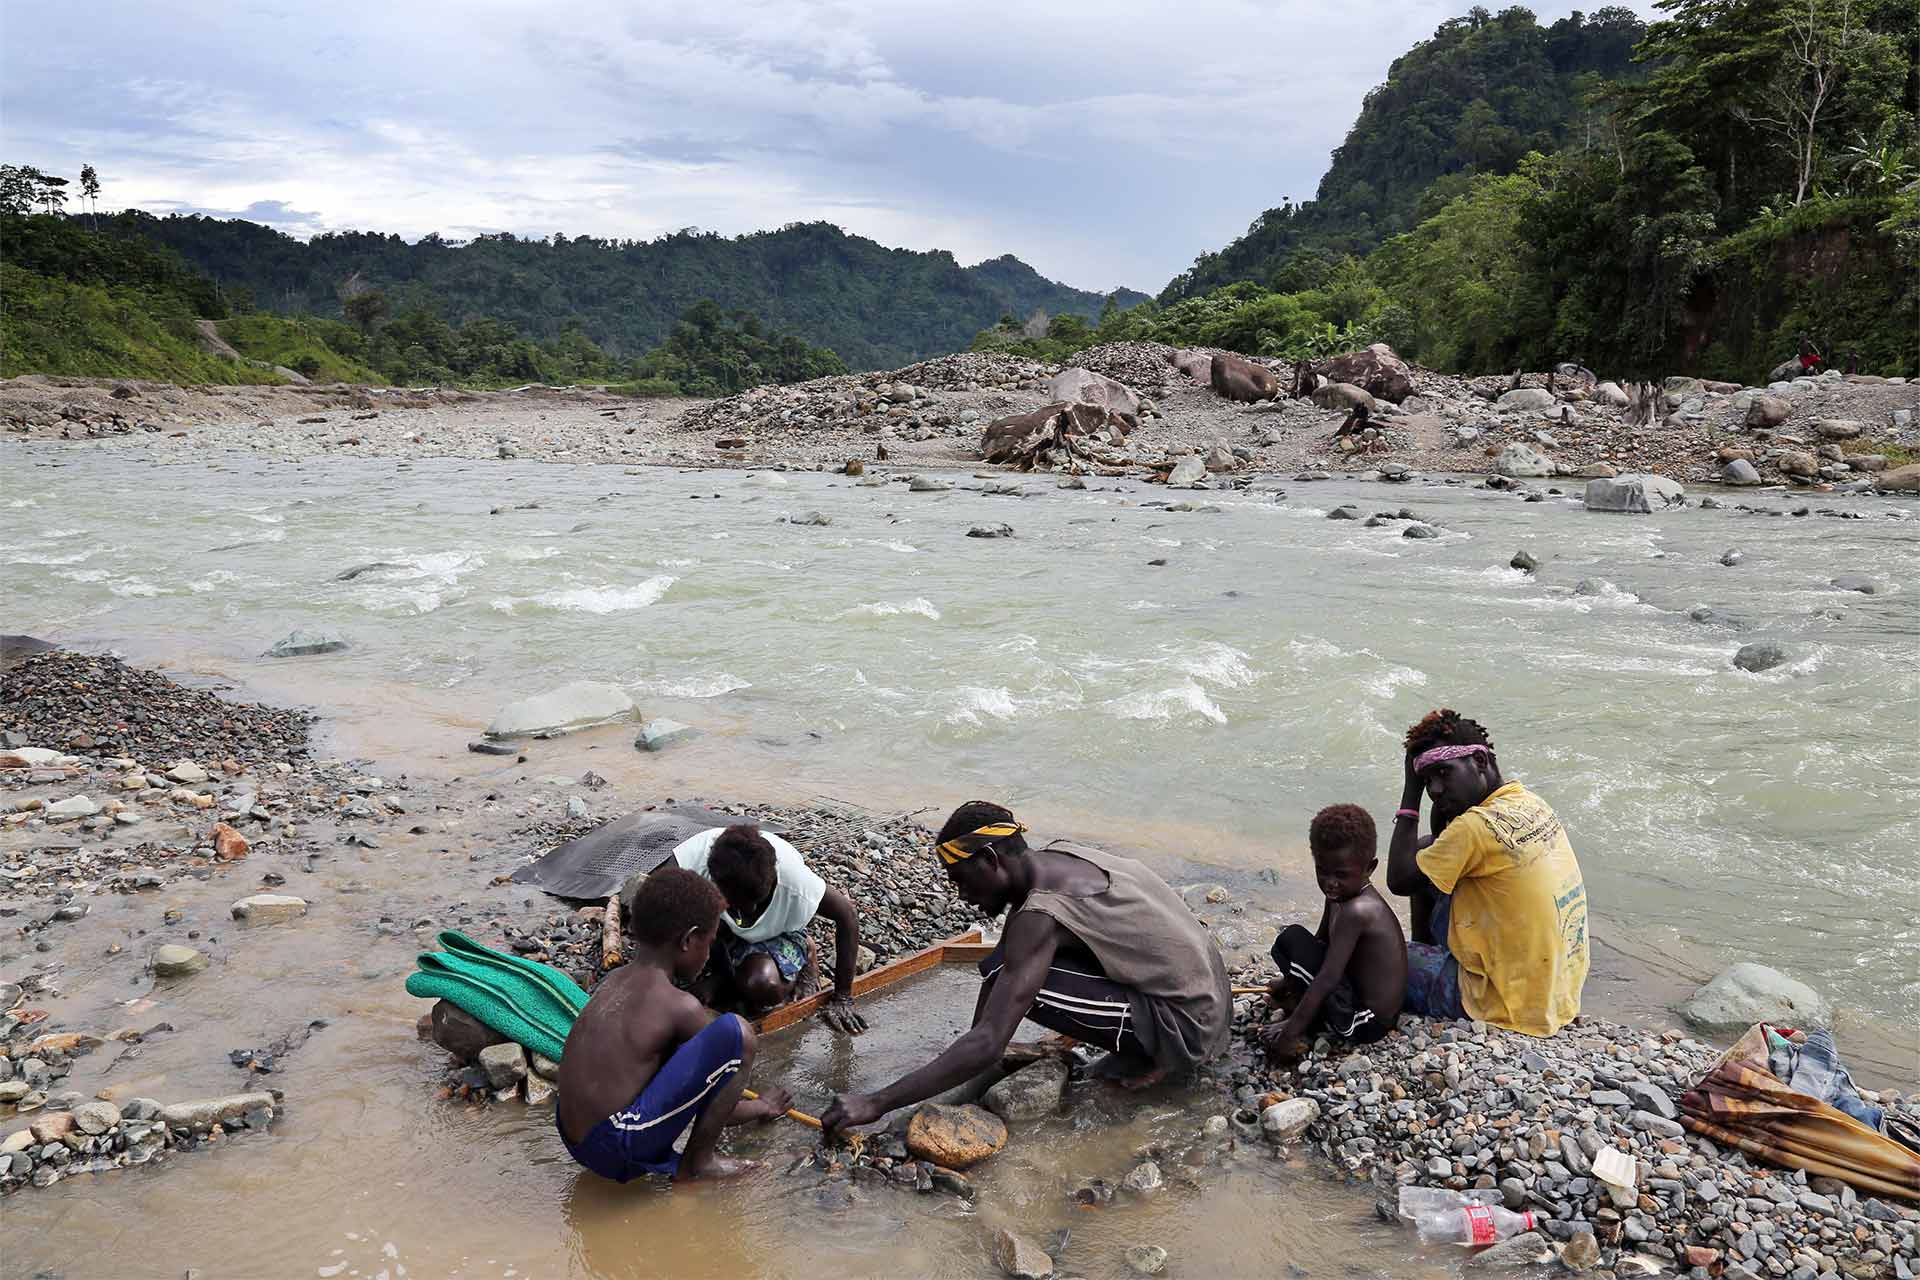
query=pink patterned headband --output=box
[1413,743,1489,774]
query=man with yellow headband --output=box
[821,800,1231,1136]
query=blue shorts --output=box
[559,1014,745,1181]
[720,929,810,983]
[1404,894,1467,1021]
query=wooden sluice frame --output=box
[753,929,992,1034]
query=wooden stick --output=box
[743,1088,822,1129]
[602,894,624,970]
[1232,985,1272,995]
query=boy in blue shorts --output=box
[557,867,792,1182]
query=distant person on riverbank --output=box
[1261,804,1406,1060]
[556,867,792,1183]
[672,824,870,1034]
[1798,335,1823,373]
[1385,710,1589,1037]
[820,802,1231,1136]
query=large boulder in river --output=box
[981,402,1132,469]
[1872,462,1920,492]
[1720,458,1763,486]
[1683,962,1829,1031]
[1495,443,1553,478]
[1209,352,1281,403]
[485,681,636,739]
[1322,343,1414,403]
[1497,387,1556,412]
[1311,381,1376,414]
[906,1103,1007,1169]
[264,628,350,658]
[1048,367,1140,422]
[1733,641,1792,673]
[1584,473,1685,513]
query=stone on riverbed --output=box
[1124,1244,1170,1276]
[152,944,207,978]
[159,1092,276,1130]
[230,893,308,924]
[991,1227,1055,1279]
[634,718,696,752]
[982,1057,1067,1121]
[1465,1231,1550,1268]
[1584,473,1685,514]
[485,681,636,739]
[1260,1097,1319,1139]
[1732,641,1792,673]
[264,628,351,658]
[478,1042,529,1089]
[429,999,507,1062]
[904,1103,1007,1169]
[1495,443,1553,478]
[1166,456,1207,489]
[1683,962,1829,1030]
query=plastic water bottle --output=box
[1396,1185,1503,1220]
[1413,1203,1539,1246]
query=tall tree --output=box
[79,164,100,229]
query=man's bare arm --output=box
[1271,905,1362,1044]
[1386,750,1436,897]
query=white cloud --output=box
[1,0,1662,291]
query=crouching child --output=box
[1263,804,1407,1060]
[557,867,792,1182]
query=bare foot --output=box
[1114,1066,1169,1090]
[1090,1051,1167,1090]
[675,1154,760,1182]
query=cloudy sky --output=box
[5,0,1648,294]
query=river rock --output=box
[991,1227,1054,1279]
[907,475,951,492]
[1732,642,1791,673]
[1261,1097,1319,1139]
[1165,455,1207,489]
[1584,473,1684,513]
[1125,1244,1169,1276]
[230,893,308,924]
[1813,418,1863,439]
[1495,443,1552,478]
[982,1057,1067,1121]
[210,822,249,860]
[1510,550,1538,573]
[1324,344,1415,403]
[634,718,696,752]
[1466,1231,1550,1268]
[967,524,1015,539]
[1829,574,1880,594]
[1593,381,1629,408]
[1560,1229,1601,1271]
[478,1042,529,1089]
[1683,962,1830,1030]
[1746,395,1791,429]
[1049,367,1140,421]
[1311,382,1376,413]
[44,794,99,820]
[159,1092,275,1130]
[165,760,209,784]
[152,944,208,978]
[1123,1160,1164,1194]
[904,1103,1007,1169]
[1777,450,1818,479]
[1496,387,1554,412]
[1721,457,1762,485]
[72,1100,121,1135]
[485,681,635,739]
[1873,462,1920,492]
[430,999,507,1062]
[264,629,350,658]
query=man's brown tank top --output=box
[1018,840,1231,1071]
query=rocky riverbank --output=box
[6,344,1915,492]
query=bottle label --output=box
[1465,1205,1496,1245]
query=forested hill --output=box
[1163,5,1647,300]
[103,213,1146,371]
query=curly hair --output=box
[630,866,726,945]
[1404,708,1494,756]
[1309,803,1377,862]
[936,800,1028,855]
[707,825,777,903]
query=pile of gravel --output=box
[0,652,311,763]
[1062,341,1181,390]
[1224,989,1920,1279]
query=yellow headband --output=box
[934,821,1027,866]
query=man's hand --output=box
[749,1086,794,1124]
[822,993,869,1035]
[1402,747,1423,800]
[1260,1021,1310,1064]
[820,1092,884,1137]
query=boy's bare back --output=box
[557,964,712,1145]
[1329,885,1407,1021]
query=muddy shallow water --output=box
[4,443,1917,1277]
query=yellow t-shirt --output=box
[1416,781,1589,1036]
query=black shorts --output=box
[977,943,1149,1060]
[1270,924,1394,1044]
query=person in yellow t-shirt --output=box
[1383,709,1589,1036]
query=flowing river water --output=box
[4,444,1917,1277]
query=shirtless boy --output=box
[557,867,792,1183]
[1262,804,1406,1060]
